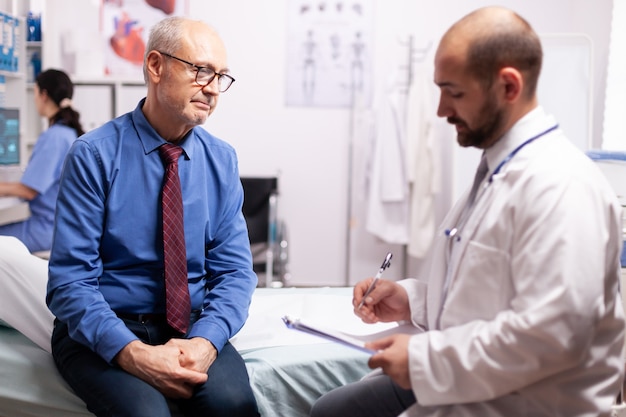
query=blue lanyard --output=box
[444,123,559,240]
[439,123,560,329]
[488,124,559,183]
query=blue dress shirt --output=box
[47,99,257,363]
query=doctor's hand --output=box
[366,334,412,389]
[353,279,411,324]
[115,340,208,399]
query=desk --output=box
[0,197,30,226]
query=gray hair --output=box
[142,16,186,82]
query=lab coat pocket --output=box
[442,240,510,324]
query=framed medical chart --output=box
[285,0,374,108]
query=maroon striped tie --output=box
[159,143,191,334]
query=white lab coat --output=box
[396,107,625,417]
[365,84,411,244]
[406,63,438,258]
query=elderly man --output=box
[47,16,259,417]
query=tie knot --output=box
[159,143,183,166]
[477,154,489,179]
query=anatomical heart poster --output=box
[101,0,189,77]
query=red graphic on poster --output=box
[110,12,145,65]
[145,0,176,15]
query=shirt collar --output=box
[484,106,557,175]
[131,98,195,159]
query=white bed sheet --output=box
[0,287,384,417]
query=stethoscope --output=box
[436,123,559,330]
[444,124,559,242]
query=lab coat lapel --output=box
[440,176,500,315]
[426,197,467,329]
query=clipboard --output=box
[282,315,377,354]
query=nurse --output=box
[0,69,84,252]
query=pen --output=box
[357,252,392,310]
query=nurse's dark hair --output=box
[35,69,85,136]
[466,13,543,99]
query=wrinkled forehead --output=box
[179,22,228,66]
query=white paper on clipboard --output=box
[281,315,423,355]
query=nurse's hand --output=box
[366,334,412,389]
[353,279,410,323]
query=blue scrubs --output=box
[0,124,77,252]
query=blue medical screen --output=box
[0,108,19,165]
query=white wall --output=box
[39,0,613,286]
[201,2,355,286]
[603,0,626,150]
[408,0,611,203]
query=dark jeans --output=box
[309,372,416,417]
[51,317,259,417]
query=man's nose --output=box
[436,96,452,118]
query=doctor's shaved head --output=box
[439,6,543,99]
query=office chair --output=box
[240,176,289,287]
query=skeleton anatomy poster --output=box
[286,0,374,108]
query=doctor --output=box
[311,6,625,417]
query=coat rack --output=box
[397,36,431,94]
[344,34,432,285]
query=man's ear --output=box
[498,67,524,103]
[145,50,164,83]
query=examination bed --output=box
[0,287,380,417]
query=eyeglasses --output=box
[158,51,235,92]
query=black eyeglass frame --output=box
[158,51,235,92]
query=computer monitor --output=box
[0,108,19,166]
